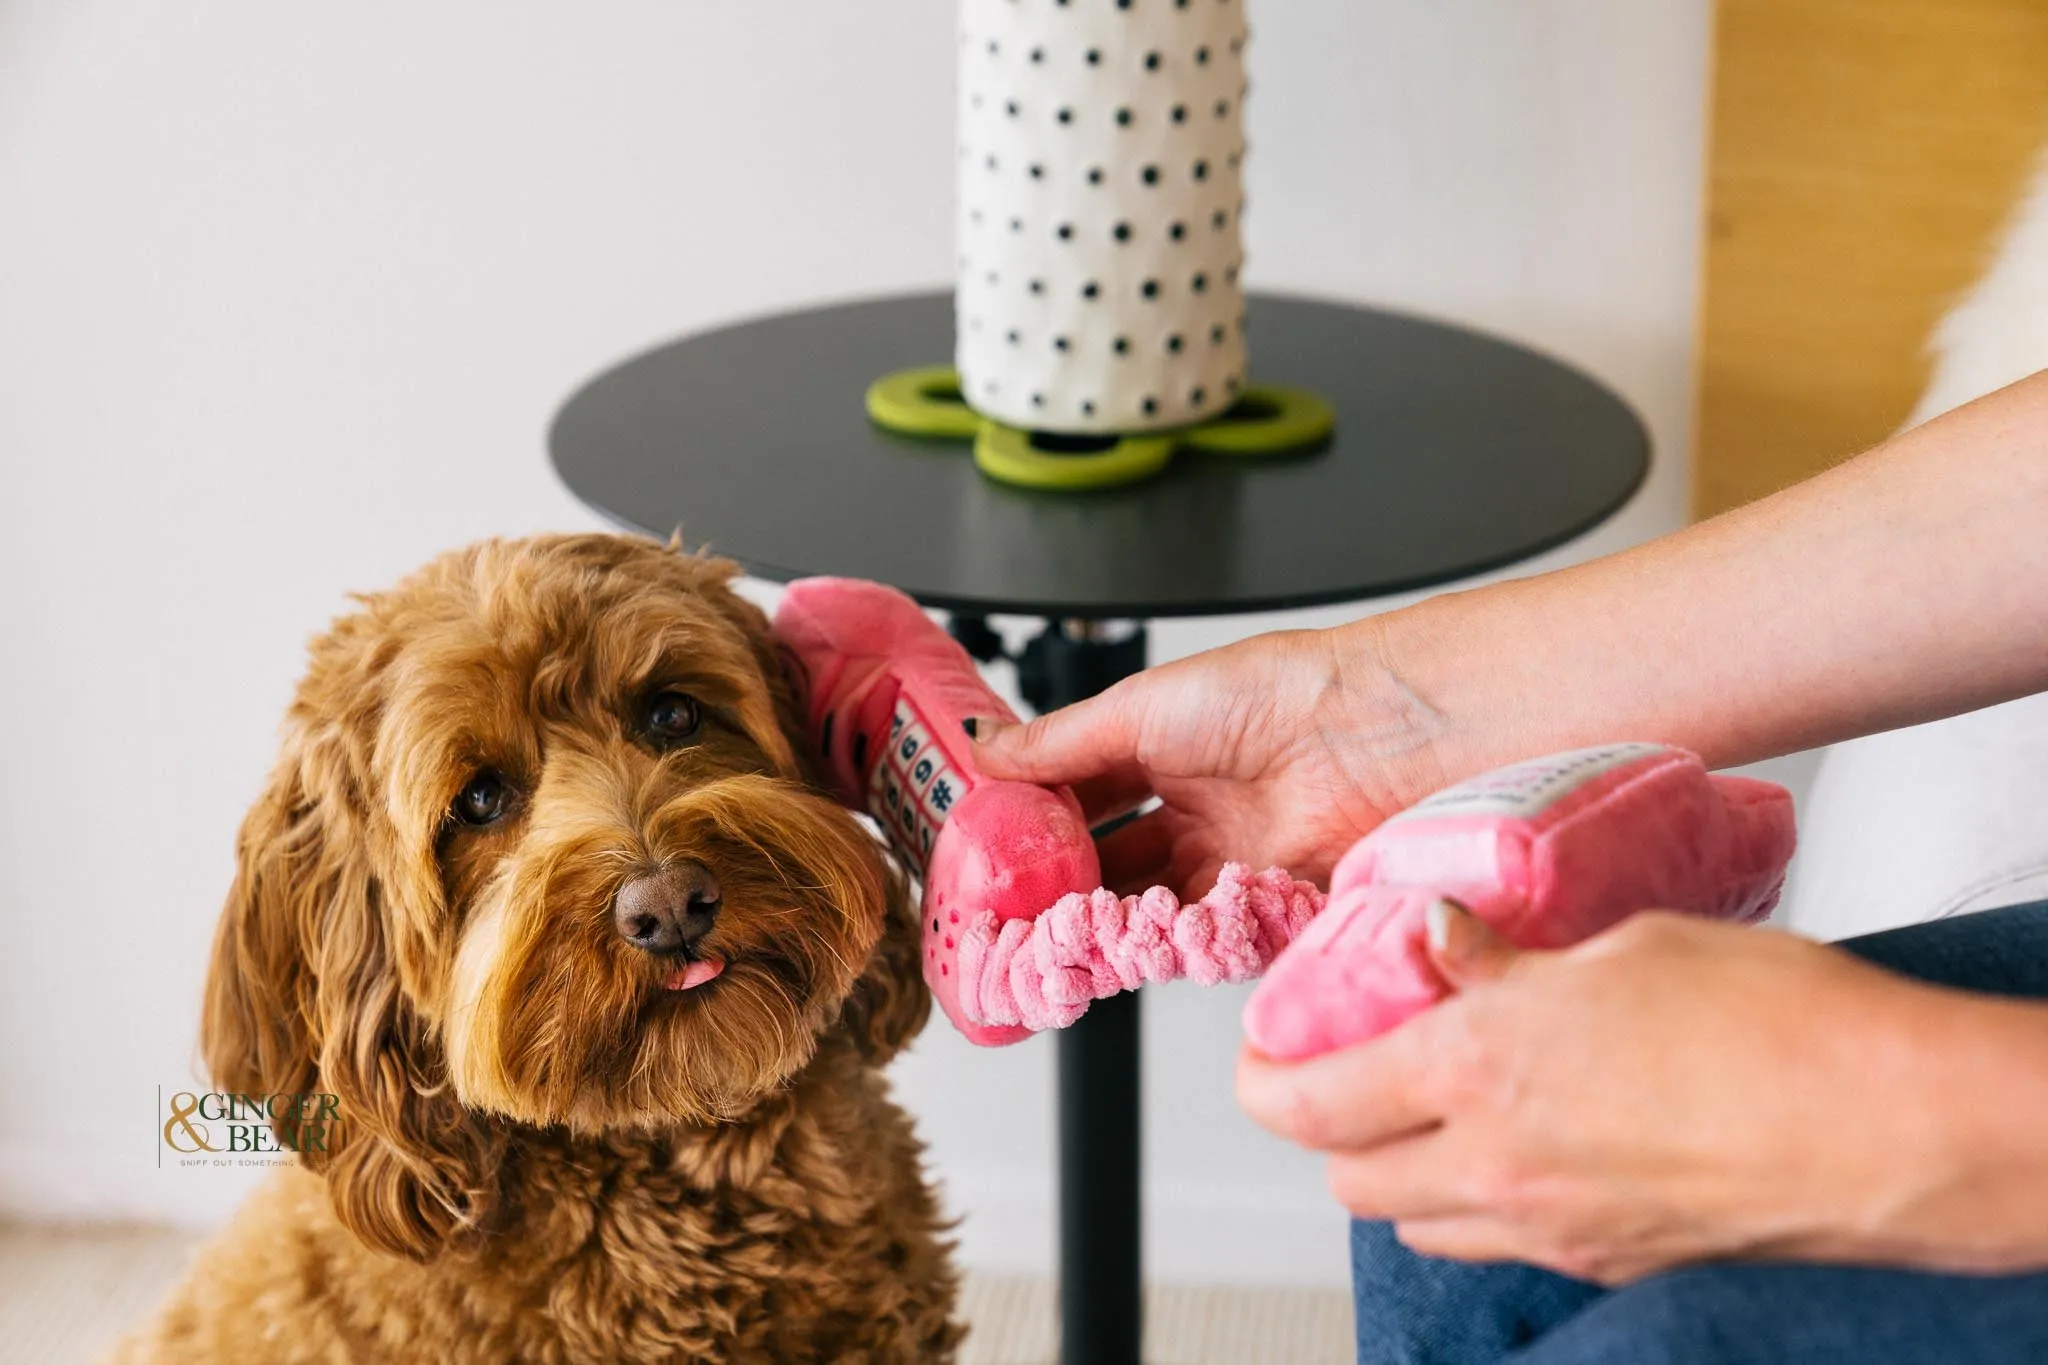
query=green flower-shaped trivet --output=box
[865,366,1334,491]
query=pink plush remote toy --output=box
[774,579,1796,1056]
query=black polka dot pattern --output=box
[956,0,1250,431]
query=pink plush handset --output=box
[774,578,1103,1046]
[1241,743,1796,1061]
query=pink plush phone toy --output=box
[774,579,1796,1056]
[776,577,1322,1045]
[776,578,1102,1045]
[1239,743,1796,1061]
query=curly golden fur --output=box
[111,534,961,1363]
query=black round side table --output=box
[549,290,1649,1365]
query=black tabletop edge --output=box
[563,455,1652,621]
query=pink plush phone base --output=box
[774,579,1796,1058]
[1240,744,1795,1060]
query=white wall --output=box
[0,1,1712,1287]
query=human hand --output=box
[1237,903,2025,1285]
[971,624,1450,897]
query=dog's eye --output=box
[453,771,515,827]
[641,690,702,748]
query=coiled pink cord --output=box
[957,863,1328,1030]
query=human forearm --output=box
[1360,369,2048,778]
[972,371,2048,891]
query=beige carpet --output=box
[0,1224,1353,1364]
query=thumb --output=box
[1425,898,1522,989]
[970,687,1138,786]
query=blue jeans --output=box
[1352,901,2048,1364]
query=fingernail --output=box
[1425,897,1462,952]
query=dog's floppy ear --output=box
[203,717,500,1262]
[202,741,323,1109]
[839,867,933,1065]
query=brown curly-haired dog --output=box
[111,534,961,1364]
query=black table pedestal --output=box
[1060,989,1142,1362]
[1023,622,1150,1364]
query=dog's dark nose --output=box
[614,862,722,955]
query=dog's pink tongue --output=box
[664,959,724,991]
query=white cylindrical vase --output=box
[955,0,1249,435]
